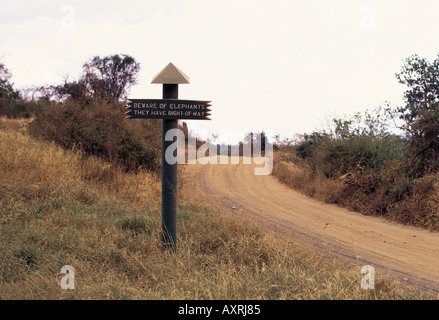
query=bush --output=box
[298,134,405,178]
[28,98,160,172]
[388,174,439,230]
[0,97,39,119]
[296,133,323,160]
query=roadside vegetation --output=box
[0,53,436,299]
[273,54,439,232]
[0,120,433,299]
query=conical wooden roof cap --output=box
[151,62,190,84]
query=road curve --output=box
[183,156,439,292]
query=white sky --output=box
[1,0,439,143]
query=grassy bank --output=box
[272,151,439,232]
[0,124,433,299]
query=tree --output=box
[0,63,19,101]
[49,78,90,105]
[48,54,140,106]
[0,62,32,118]
[83,54,140,102]
[395,54,439,175]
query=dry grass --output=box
[0,128,160,206]
[272,159,344,204]
[0,123,435,299]
[0,116,32,132]
[387,174,439,230]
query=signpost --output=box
[126,63,212,252]
[125,99,211,120]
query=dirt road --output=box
[184,156,439,292]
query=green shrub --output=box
[28,99,160,172]
[299,135,405,178]
[0,98,39,119]
[296,133,322,160]
[387,173,414,203]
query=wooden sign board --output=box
[125,99,211,120]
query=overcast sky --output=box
[2,0,439,143]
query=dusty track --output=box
[183,156,439,293]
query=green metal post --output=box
[161,83,178,251]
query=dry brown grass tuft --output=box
[272,159,344,205]
[0,116,32,132]
[388,174,439,231]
